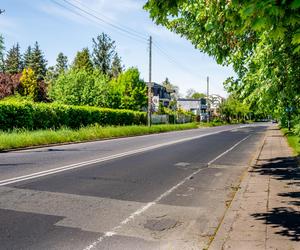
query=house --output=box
[146,82,174,107]
[177,98,207,115]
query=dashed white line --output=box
[83,134,251,250]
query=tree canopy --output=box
[92,33,117,75]
[144,0,300,124]
[5,43,23,74]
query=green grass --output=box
[281,128,300,156]
[0,123,198,151]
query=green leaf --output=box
[291,0,300,9]
[252,18,268,31]
[292,31,300,44]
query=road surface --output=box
[0,123,268,249]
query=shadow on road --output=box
[250,156,300,241]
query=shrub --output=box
[0,101,146,131]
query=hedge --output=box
[0,101,147,131]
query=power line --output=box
[153,41,202,79]
[49,0,202,81]
[50,0,148,43]
[70,0,147,40]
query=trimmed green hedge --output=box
[0,101,147,131]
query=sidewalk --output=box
[210,126,300,250]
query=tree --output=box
[0,35,5,73]
[20,68,38,100]
[56,52,68,73]
[144,1,300,126]
[0,73,21,98]
[5,43,22,74]
[92,33,116,75]
[49,69,109,107]
[72,48,93,73]
[110,53,123,78]
[23,46,33,69]
[30,42,47,80]
[186,88,205,99]
[108,68,147,110]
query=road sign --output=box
[152,96,159,112]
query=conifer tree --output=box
[110,53,123,78]
[72,48,93,72]
[5,43,23,74]
[55,52,68,73]
[30,42,47,80]
[23,46,33,69]
[92,33,116,75]
[20,68,38,100]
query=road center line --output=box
[83,134,251,250]
[0,126,247,187]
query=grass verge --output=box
[281,128,300,155]
[0,123,198,151]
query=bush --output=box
[293,124,300,137]
[0,100,146,131]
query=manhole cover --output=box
[144,218,178,231]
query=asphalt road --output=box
[0,123,268,249]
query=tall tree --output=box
[30,42,47,80]
[0,35,5,73]
[5,43,22,74]
[110,53,123,78]
[23,46,33,69]
[144,1,300,124]
[92,33,116,75]
[56,52,68,73]
[72,48,93,73]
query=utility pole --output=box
[147,36,152,127]
[206,76,210,123]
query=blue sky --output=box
[0,0,235,97]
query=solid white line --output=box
[82,134,251,250]
[0,126,244,187]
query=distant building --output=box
[177,98,207,115]
[209,94,225,117]
[147,82,174,107]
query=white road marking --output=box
[83,134,251,250]
[0,126,248,187]
[207,135,251,165]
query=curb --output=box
[208,127,269,250]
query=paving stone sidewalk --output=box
[210,126,300,250]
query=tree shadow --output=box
[252,207,300,241]
[250,155,300,241]
[250,157,300,186]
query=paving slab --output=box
[210,126,300,250]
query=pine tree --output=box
[110,53,123,78]
[30,42,47,80]
[0,35,5,73]
[23,46,33,69]
[5,43,23,74]
[92,33,116,75]
[72,48,93,72]
[55,52,68,73]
